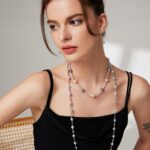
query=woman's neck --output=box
[66,50,108,89]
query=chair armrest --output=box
[0,117,34,150]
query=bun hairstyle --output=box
[41,0,105,54]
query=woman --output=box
[0,0,150,149]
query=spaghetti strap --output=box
[125,71,133,106]
[42,69,54,108]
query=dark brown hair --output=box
[40,0,105,55]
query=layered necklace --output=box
[67,59,118,150]
[68,61,111,99]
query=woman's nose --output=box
[60,27,72,42]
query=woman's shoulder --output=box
[30,63,67,95]
[21,70,51,108]
[26,70,50,90]
[130,73,150,106]
[113,66,149,109]
[114,66,149,99]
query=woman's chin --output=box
[63,53,89,63]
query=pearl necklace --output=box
[68,61,111,98]
[67,60,118,150]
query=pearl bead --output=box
[105,78,109,82]
[73,80,78,84]
[71,125,74,129]
[111,70,114,73]
[111,142,114,146]
[113,119,116,122]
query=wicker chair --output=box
[0,117,34,150]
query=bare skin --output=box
[0,0,150,149]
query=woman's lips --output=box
[62,46,77,55]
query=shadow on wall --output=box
[105,0,150,70]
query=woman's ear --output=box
[98,13,107,35]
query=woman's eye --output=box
[49,24,58,31]
[70,19,82,26]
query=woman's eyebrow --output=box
[47,13,83,24]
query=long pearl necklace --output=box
[67,60,118,150]
[68,61,111,98]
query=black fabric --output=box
[125,72,133,106]
[33,70,133,150]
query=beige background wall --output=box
[0,0,150,149]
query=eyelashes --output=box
[69,19,83,26]
[48,19,83,31]
[49,24,57,31]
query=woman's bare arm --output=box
[131,75,150,150]
[0,71,49,127]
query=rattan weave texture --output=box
[0,117,34,150]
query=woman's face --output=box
[46,0,106,62]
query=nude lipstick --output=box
[61,45,77,55]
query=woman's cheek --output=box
[51,33,59,46]
[73,27,88,41]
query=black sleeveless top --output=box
[33,70,133,150]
